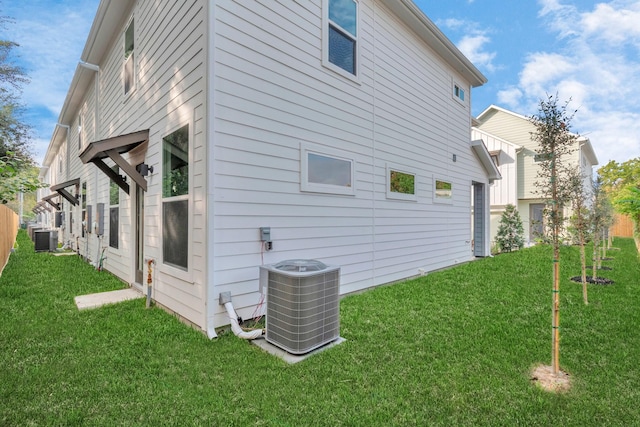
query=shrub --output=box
[495,204,525,253]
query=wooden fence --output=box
[610,213,634,238]
[0,205,19,276]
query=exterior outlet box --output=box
[259,227,271,242]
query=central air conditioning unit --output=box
[259,259,340,355]
[34,230,58,252]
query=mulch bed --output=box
[570,276,614,285]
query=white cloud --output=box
[2,1,98,165]
[438,19,497,73]
[504,0,640,164]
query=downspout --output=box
[55,123,70,243]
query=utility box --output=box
[260,259,340,355]
[34,230,58,252]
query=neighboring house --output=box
[37,0,499,338]
[473,105,598,245]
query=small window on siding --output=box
[301,144,354,195]
[162,125,189,271]
[387,165,417,201]
[124,19,135,95]
[81,182,87,237]
[434,179,452,203]
[324,0,358,78]
[453,80,467,105]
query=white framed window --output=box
[386,164,417,201]
[77,115,83,151]
[434,178,453,203]
[301,143,355,196]
[124,18,135,96]
[162,124,190,272]
[323,0,359,80]
[452,80,467,106]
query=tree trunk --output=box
[580,235,587,305]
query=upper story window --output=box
[324,0,358,78]
[453,80,467,105]
[77,115,82,150]
[124,19,135,95]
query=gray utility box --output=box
[34,230,58,252]
[259,259,340,355]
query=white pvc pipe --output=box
[224,301,263,340]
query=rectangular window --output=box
[78,115,82,150]
[301,144,354,195]
[124,19,135,95]
[434,179,452,202]
[162,125,189,271]
[325,0,358,77]
[81,182,87,237]
[534,153,552,162]
[387,165,417,201]
[109,165,119,249]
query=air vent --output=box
[260,259,340,355]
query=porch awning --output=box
[79,129,149,195]
[50,178,80,206]
[41,193,61,210]
[471,139,502,184]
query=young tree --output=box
[530,95,578,375]
[567,167,590,304]
[495,204,524,253]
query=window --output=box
[325,0,358,77]
[534,153,552,162]
[162,125,189,270]
[81,182,87,237]
[301,144,354,195]
[453,80,466,105]
[109,165,119,249]
[434,179,452,202]
[78,115,82,150]
[124,19,135,95]
[387,165,417,201]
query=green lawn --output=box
[1,230,639,426]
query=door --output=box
[529,203,545,243]
[472,183,486,257]
[135,184,144,284]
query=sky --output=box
[1,0,639,168]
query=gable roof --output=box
[476,104,599,166]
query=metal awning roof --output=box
[79,129,149,194]
[41,193,61,210]
[50,178,81,206]
[471,140,502,184]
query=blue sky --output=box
[2,0,639,167]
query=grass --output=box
[1,230,639,426]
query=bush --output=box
[495,204,525,253]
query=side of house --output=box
[39,0,497,337]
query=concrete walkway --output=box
[74,288,143,310]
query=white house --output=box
[37,0,499,338]
[473,105,598,245]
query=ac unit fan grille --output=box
[264,266,340,355]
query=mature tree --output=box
[567,167,591,304]
[495,204,524,253]
[531,95,578,375]
[0,15,38,203]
